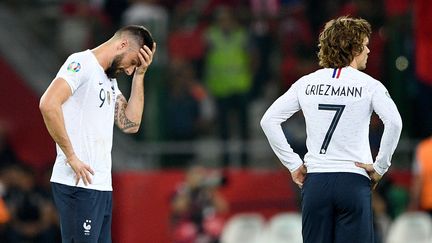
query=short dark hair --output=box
[318,16,371,68]
[116,25,154,49]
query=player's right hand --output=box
[135,42,156,75]
[68,154,95,186]
[355,162,382,190]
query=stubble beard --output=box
[105,54,124,79]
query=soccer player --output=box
[39,25,155,243]
[260,16,402,243]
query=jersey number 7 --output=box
[318,104,345,154]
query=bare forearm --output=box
[115,72,145,133]
[40,106,75,159]
[125,72,145,123]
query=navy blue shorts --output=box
[51,183,112,243]
[301,173,374,243]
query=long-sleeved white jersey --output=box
[261,66,402,178]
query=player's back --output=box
[296,66,380,177]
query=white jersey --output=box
[261,66,402,178]
[50,50,121,191]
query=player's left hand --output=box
[136,42,157,75]
[355,162,382,190]
[291,164,307,189]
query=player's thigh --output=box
[73,188,111,243]
[301,173,335,243]
[51,182,78,242]
[51,183,107,243]
[97,192,113,243]
[334,173,373,243]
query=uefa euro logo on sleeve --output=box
[67,62,81,73]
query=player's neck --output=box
[91,42,115,71]
[349,60,359,70]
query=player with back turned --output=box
[261,16,402,243]
[39,25,156,243]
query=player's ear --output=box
[118,39,128,50]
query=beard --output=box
[105,54,124,79]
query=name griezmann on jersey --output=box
[305,84,362,98]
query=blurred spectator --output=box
[203,6,253,167]
[57,0,110,58]
[247,0,279,99]
[171,165,228,243]
[408,136,432,216]
[250,0,279,17]
[278,3,315,91]
[168,1,206,78]
[162,59,213,167]
[0,164,60,243]
[413,0,432,138]
[201,0,246,18]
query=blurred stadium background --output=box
[0,0,430,242]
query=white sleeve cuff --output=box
[373,162,388,176]
[285,160,304,173]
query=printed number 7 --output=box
[318,104,345,154]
